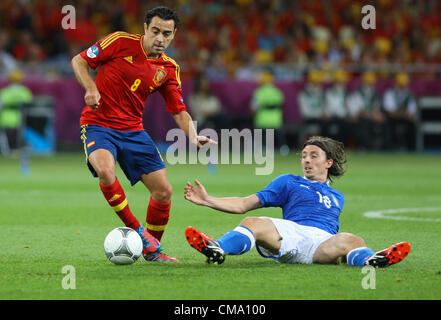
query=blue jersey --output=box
[256,174,344,234]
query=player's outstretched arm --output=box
[172,111,217,147]
[184,180,261,214]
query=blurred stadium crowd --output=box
[1,0,440,154]
[1,0,441,80]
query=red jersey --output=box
[79,31,186,131]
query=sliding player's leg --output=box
[235,217,280,256]
[313,232,369,265]
[185,217,280,264]
[314,232,411,268]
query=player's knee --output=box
[335,232,366,253]
[95,166,116,184]
[239,217,258,233]
[239,217,270,239]
[314,233,366,264]
[152,184,173,203]
[240,217,280,253]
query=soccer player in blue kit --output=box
[184,136,411,267]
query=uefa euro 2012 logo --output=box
[86,46,100,59]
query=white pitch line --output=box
[363,207,441,222]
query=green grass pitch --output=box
[0,151,440,300]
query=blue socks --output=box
[347,247,375,266]
[217,226,255,255]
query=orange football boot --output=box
[365,242,411,268]
[185,226,225,264]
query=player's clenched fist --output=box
[85,87,101,110]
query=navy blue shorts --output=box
[80,125,166,186]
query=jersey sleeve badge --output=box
[86,45,100,58]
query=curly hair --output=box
[302,136,347,182]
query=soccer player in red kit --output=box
[71,7,214,262]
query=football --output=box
[104,227,143,265]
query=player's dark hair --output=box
[302,136,347,182]
[145,6,180,30]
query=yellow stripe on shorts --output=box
[80,125,88,163]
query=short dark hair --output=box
[145,6,179,30]
[302,136,347,182]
